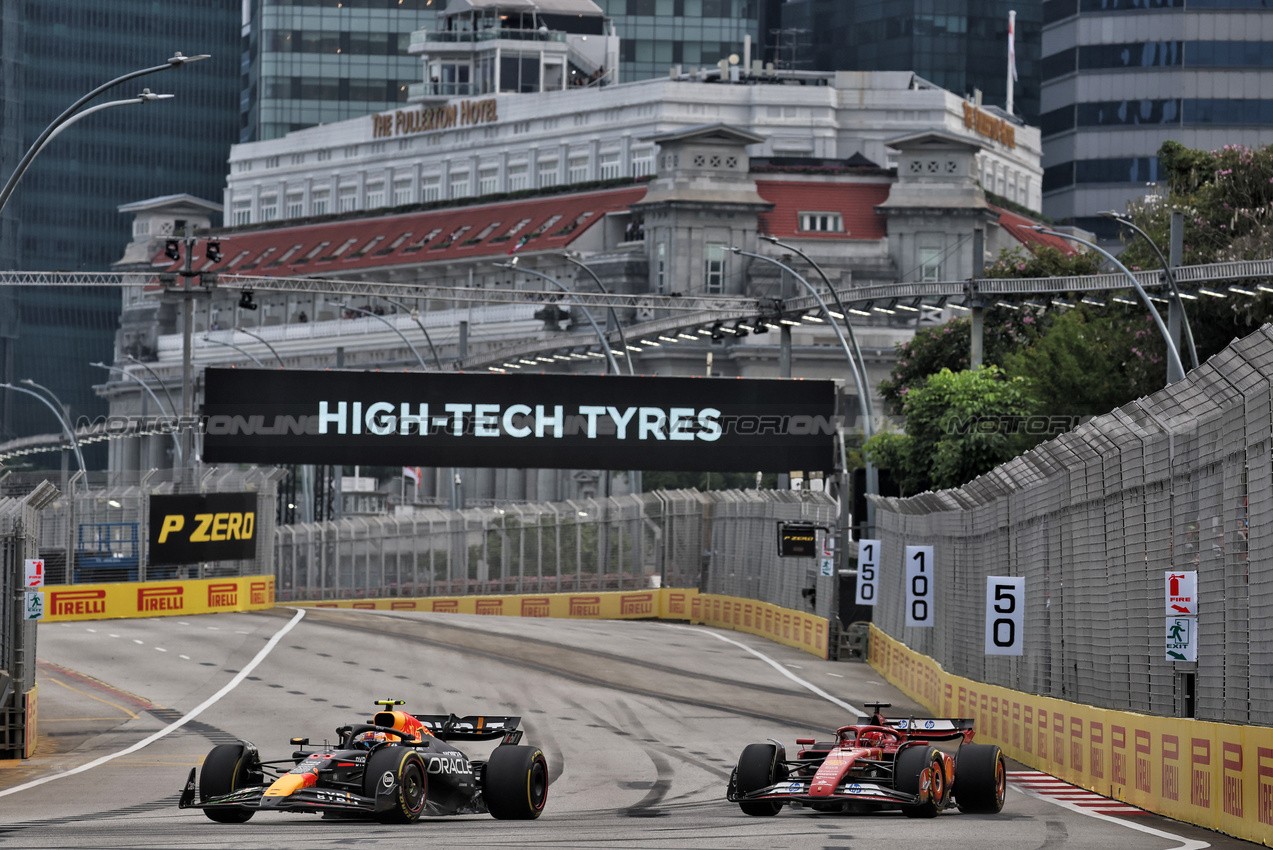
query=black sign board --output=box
[201,369,836,472]
[778,521,823,558]
[149,492,259,566]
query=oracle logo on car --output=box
[569,595,600,617]
[521,597,550,617]
[138,585,184,613]
[50,589,106,617]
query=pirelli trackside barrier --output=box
[296,588,830,659]
[40,576,276,622]
[870,625,1273,846]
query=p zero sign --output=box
[149,493,258,566]
[201,369,837,472]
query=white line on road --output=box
[0,607,306,798]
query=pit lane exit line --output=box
[0,608,306,798]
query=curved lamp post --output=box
[1099,210,1199,375]
[1034,226,1186,385]
[329,302,429,371]
[492,262,621,374]
[381,297,444,369]
[561,253,635,375]
[125,355,180,426]
[200,335,266,367]
[2,381,86,479]
[233,326,286,368]
[0,52,206,216]
[90,362,182,466]
[732,250,878,524]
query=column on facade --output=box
[411,161,422,205]
[498,150,509,195]
[620,134,632,178]
[356,169,368,211]
[588,138,600,182]
[302,176,313,217]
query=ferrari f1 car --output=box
[727,702,1005,817]
[179,699,548,824]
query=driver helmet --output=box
[859,729,886,747]
[355,730,389,750]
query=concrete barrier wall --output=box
[40,575,276,622]
[870,624,1273,846]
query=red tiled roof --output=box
[992,206,1079,255]
[755,180,890,240]
[156,187,648,274]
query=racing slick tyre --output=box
[483,745,549,820]
[954,744,1007,814]
[735,743,786,817]
[364,747,428,824]
[200,743,258,823]
[895,745,946,819]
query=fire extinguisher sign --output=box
[1165,571,1197,616]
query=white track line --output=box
[661,622,861,715]
[1,607,306,798]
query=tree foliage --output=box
[865,366,1040,495]
[982,244,1103,279]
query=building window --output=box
[393,179,412,206]
[421,176,441,202]
[317,149,332,162]
[311,191,329,216]
[799,212,842,233]
[508,163,529,191]
[450,173,471,199]
[568,157,589,183]
[538,160,559,188]
[338,185,358,212]
[632,148,654,177]
[232,199,251,226]
[265,156,280,169]
[478,168,499,195]
[656,242,666,294]
[918,247,942,282]
[704,243,726,293]
[600,151,621,180]
[260,196,278,221]
[366,182,385,209]
[287,194,304,218]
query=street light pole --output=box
[1,382,86,481]
[0,52,206,217]
[493,262,622,374]
[1034,226,1186,385]
[200,335,267,367]
[329,302,429,370]
[1099,210,1199,376]
[561,254,635,375]
[89,362,182,466]
[126,355,180,426]
[231,326,286,368]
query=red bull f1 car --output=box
[727,703,1006,817]
[179,699,548,824]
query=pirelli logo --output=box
[138,586,184,613]
[353,602,376,609]
[666,592,686,616]
[1223,742,1243,817]
[250,580,272,605]
[475,599,503,615]
[1191,737,1211,809]
[521,597,550,617]
[1090,722,1105,780]
[433,600,459,613]
[50,589,106,617]
[1135,729,1152,794]
[1112,725,1127,785]
[390,601,418,610]
[569,595,600,617]
[207,583,238,608]
[620,593,653,616]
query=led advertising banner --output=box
[148,492,259,566]
[201,369,837,472]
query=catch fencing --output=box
[870,325,1273,726]
[8,467,284,586]
[275,488,839,621]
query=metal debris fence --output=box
[274,488,840,622]
[869,325,1273,726]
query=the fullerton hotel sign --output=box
[372,99,499,138]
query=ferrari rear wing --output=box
[415,713,522,741]
[873,717,975,742]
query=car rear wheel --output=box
[955,744,1006,814]
[896,745,945,818]
[364,747,428,823]
[200,743,257,824]
[735,743,785,816]
[484,745,549,819]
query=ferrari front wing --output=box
[729,776,925,808]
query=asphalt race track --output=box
[0,607,1256,849]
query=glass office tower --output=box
[779,0,1042,126]
[239,0,436,143]
[0,0,239,466]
